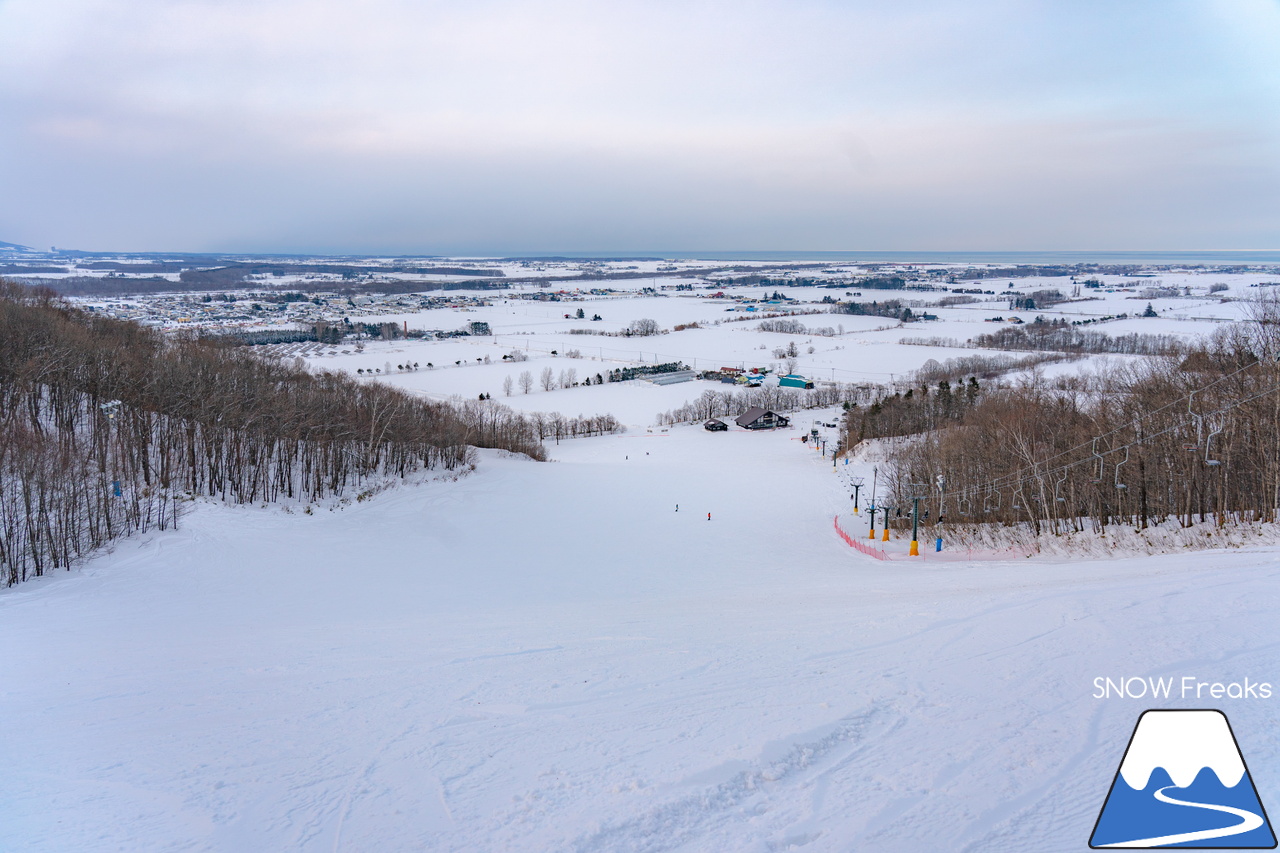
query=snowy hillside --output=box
[5,421,1280,851]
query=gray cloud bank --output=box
[1,0,1277,254]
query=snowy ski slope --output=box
[4,422,1280,852]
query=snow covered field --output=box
[277,270,1278,427]
[5,420,1280,852]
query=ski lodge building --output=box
[734,407,790,430]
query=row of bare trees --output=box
[844,379,983,443]
[0,282,547,586]
[912,352,1075,385]
[656,383,880,426]
[454,400,623,444]
[970,317,1185,355]
[870,320,1280,536]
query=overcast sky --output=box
[1,0,1277,255]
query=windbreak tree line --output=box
[0,282,545,586]
[844,379,983,442]
[656,383,881,426]
[865,321,1280,536]
[970,317,1185,356]
[451,398,623,444]
[829,299,918,321]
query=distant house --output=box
[735,407,790,430]
[779,374,814,390]
[704,418,728,431]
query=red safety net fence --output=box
[832,515,890,561]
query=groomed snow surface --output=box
[4,424,1280,852]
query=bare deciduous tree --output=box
[0,280,559,587]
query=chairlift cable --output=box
[951,357,1269,497]
[945,376,1280,507]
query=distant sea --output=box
[507,250,1280,265]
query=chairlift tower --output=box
[934,475,945,552]
[99,400,123,497]
[908,483,928,556]
[868,466,879,539]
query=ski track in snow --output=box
[566,707,896,853]
[3,423,1280,852]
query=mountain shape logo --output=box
[1091,709,1276,848]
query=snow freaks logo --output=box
[1090,710,1276,848]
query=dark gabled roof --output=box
[735,406,768,427]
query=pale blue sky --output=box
[1,0,1277,254]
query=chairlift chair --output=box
[1185,389,1204,451]
[1114,446,1129,490]
[1205,422,1224,467]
